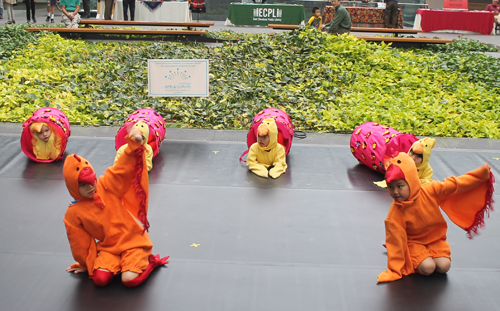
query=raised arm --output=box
[100,134,145,198]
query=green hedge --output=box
[0,25,499,138]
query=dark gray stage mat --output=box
[0,132,499,311]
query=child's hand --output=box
[66,266,86,274]
[129,127,144,145]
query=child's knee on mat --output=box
[121,270,140,283]
[434,257,451,273]
[417,257,436,276]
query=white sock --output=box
[51,14,54,18]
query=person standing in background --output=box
[25,0,37,23]
[123,0,134,21]
[4,0,15,24]
[46,0,56,23]
[384,0,398,28]
[104,0,114,20]
[81,0,90,18]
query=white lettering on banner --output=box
[253,8,283,19]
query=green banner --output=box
[227,3,305,26]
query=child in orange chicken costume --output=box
[63,130,168,287]
[378,152,494,283]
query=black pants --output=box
[384,1,398,28]
[104,0,113,20]
[25,0,36,21]
[123,0,135,21]
[82,0,91,18]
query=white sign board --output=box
[148,59,209,97]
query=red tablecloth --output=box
[323,6,403,28]
[416,9,495,35]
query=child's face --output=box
[314,9,321,17]
[79,182,96,199]
[36,125,52,142]
[258,134,270,148]
[387,178,410,202]
[409,150,423,166]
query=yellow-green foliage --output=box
[0,26,499,137]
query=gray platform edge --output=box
[2,122,500,151]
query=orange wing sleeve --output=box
[377,219,414,283]
[64,218,98,275]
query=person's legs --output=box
[332,27,349,35]
[122,0,129,21]
[25,0,31,22]
[51,4,55,22]
[129,0,135,21]
[122,253,169,287]
[390,2,398,28]
[384,1,397,28]
[434,257,451,273]
[31,0,36,21]
[417,257,436,276]
[0,0,4,19]
[70,13,81,28]
[104,0,113,20]
[82,0,90,18]
[120,247,153,286]
[61,14,71,27]
[92,269,114,286]
[46,0,51,21]
[92,251,121,286]
[384,3,391,28]
[6,3,12,22]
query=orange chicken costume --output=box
[377,152,494,283]
[63,135,168,287]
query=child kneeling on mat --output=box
[247,118,287,179]
[63,127,168,287]
[378,152,494,283]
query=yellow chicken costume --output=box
[410,137,435,184]
[114,121,153,171]
[374,137,435,188]
[30,122,62,160]
[246,118,287,179]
